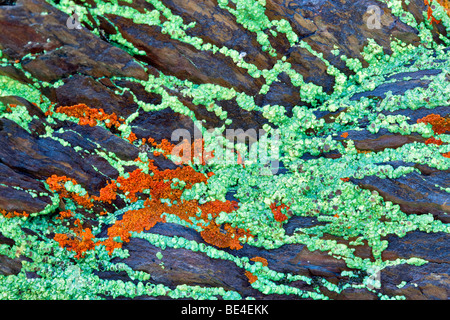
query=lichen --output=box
[0,0,449,300]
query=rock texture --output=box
[0,0,448,300]
[0,0,430,130]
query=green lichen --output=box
[0,0,449,300]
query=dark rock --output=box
[0,0,432,132]
[0,0,16,5]
[0,254,21,275]
[117,237,259,297]
[384,68,442,82]
[380,231,450,299]
[0,118,116,194]
[334,128,428,151]
[382,263,449,299]
[351,78,433,100]
[351,170,450,222]
[53,74,140,119]
[353,132,427,151]
[283,215,329,235]
[130,108,198,144]
[382,105,450,123]
[382,231,450,263]
[0,162,52,213]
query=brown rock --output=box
[352,164,450,222]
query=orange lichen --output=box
[197,199,252,250]
[56,210,73,220]
[46,175,76,195]
[340,132,349,138]
[4,104,17,113]
[46,175,93,208]
[146,137,176,157]
[270,202,290,222]
[0,209,29,218]
[417,114,450,146]
[235,150,245,168]
[442,151,450,158]
[250,256,268,267]
[53,219,96,259]
[245,270,258,284]
[199,200,239,219]
[54,103,124,129]
[417,114,450,135]
[425,136,443,145]
[44,102,57,116]
[48,135,255,258]
[115,169,154,202]
[51,139,250,257]
[126,132,137,144]
[153,165,209,188]
[106,168,248,251]
[146,137,215,166]
[340,177,350,182]
[245,256,269,283]
[105,199,166,247]
[93,181,118,204]
[424,0,450,24]
[200,222,251,250]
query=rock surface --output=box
[0,0,448,300]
